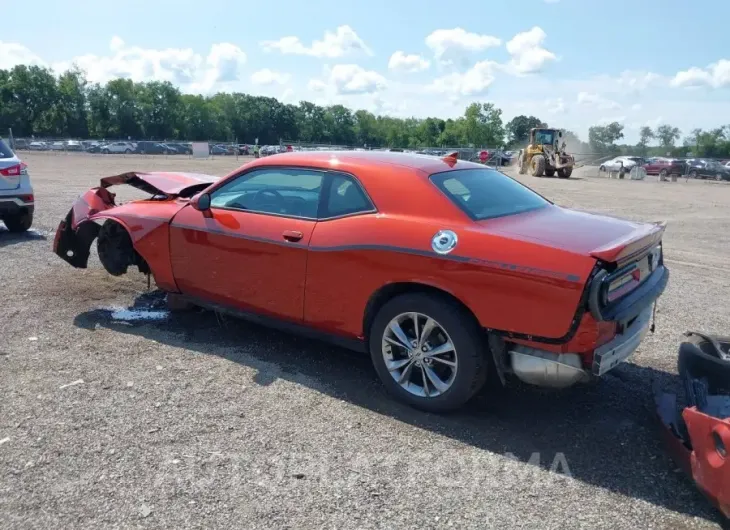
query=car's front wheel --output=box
[2,211,33,232]
[369,293,488,412]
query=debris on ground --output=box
[59,379,84,390]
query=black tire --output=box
[369,293,488,412]
[689,170,697,179]
[124,149,131,154]
[97,220,134,276]
[716,173,723,181]
[545,168,555,177]
[558,167,572,178]
[659,169,668,181]
[530,155,546,177]
[3,211,33,232]
[678,333,730,400]
[599,165,605,172]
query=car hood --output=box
[100,171,218,197]
[478,205,666,263]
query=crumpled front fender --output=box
[52,187,116,268]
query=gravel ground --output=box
[2,152,730,529]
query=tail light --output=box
[0,162,28,176]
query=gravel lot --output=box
[2,152,730,529]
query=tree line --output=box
[2,64,728,157]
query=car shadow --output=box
[0,227,47,248]
[73,290,721,524]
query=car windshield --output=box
[533,130,555,145]
[0,139,15,159]
[430,168,550,221]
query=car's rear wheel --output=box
[689,170,697,179]
[3,211,33,232]
[369,293,488,412]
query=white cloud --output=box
[260,25,372,58]
[544,0,560,3]
[597,116,626,125]
[670,59,730,89]
[427,60,497,96]
[505,27,556,75]
[251,68,291,85]
[617,70,662,91]
[309,64,387,96]
[577,91,621,110]
[0,41,46,69]
[388,51,430,73]
[545,97,567,114]
[631,103,642,111]
[425,28,501,65]
[50,37,246,93]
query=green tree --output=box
[505,115,544,146]
[636,126,655,155]
[655,124,681,149]
[463,102,504,147]
[588,122,624,154]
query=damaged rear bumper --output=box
[508,304,653,388]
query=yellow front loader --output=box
[517,128,575,178]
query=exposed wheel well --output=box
[362,282,479,346]
[97,219,150,276]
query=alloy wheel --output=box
[381,312,458,398]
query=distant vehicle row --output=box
[599,156,730,181]
[11,139,260,156]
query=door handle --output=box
[282,230,303,242]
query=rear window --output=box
[430,168,550,221]
[0,139,15,159]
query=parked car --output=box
[49,141,66,151]
[101,142,136,154]
[686,159,730,181]
[165,142,192,155]
[65,140,83,152]
[599,156,645,173]
[0,138,34,232]
[10,139,30,150]
[642,157,687,178]
[137,141,176,155]
[52,151,669,412]
[209,144,228,155]
[28,141,47,151]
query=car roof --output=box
[248,149,485,176]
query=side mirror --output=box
[192,192,211,211]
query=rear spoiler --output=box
[590,220,667,264]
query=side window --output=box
[210,168,323,218]
[323,174,374,218]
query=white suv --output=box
[101,141,136,154]
[0,139,34,232]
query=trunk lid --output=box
[479,205,666,265]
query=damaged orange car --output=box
[53,151,669,411]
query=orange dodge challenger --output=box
[53,151,669,412]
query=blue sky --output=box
[1,0,728,143]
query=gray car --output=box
[0,139,34,232]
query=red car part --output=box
[656,331,730,519]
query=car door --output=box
[168,166,325,322]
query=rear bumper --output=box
[0,197,34,216]
[508,304,653,388]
